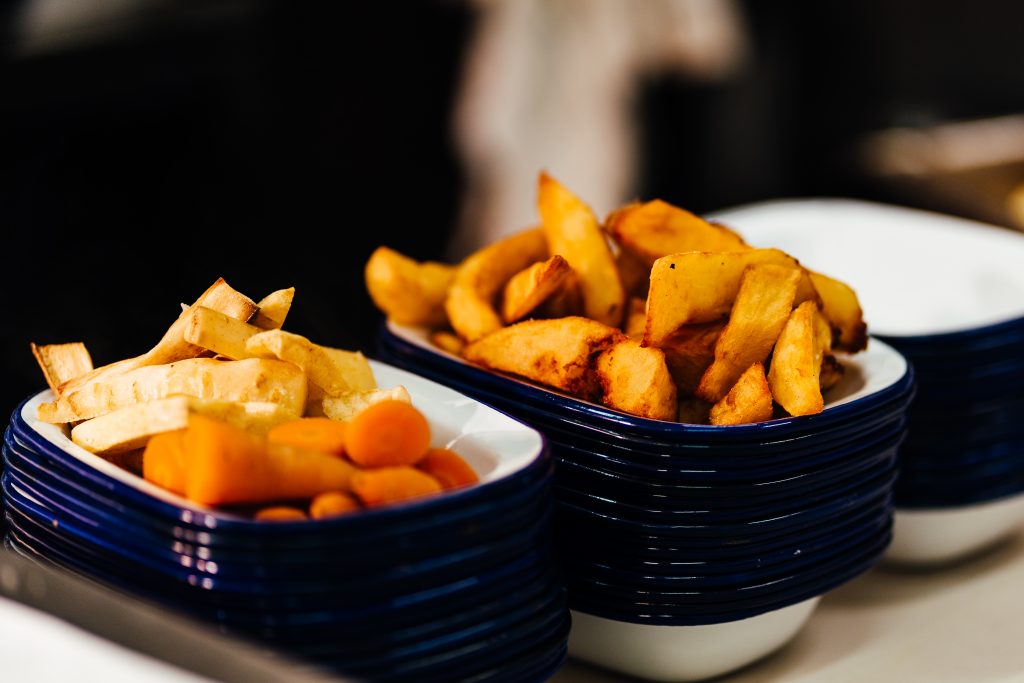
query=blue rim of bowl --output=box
[378,322,916,443]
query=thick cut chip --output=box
[709,362,774,426]
[463,316,624,401]
[57,278,257,396]
[246,329,375,398]
[445,228,548,341]
[659,322,725,396]
[696,264,802,403]
[501,255,578,323]
[644,249,803,347]
[429,331,465,356]
[252,288,295,330]
[38,357,307,424]
[365,247,456,327]
[71,396,296,455]
[184,306,262,360]
[615,249,651,299]
[595,339,677,421]
[768,301,827,416]
[605,199,749,267]
[31,342,93,395]
[320,386,412,422]
[538,173,625,326]
[809,271,868,352]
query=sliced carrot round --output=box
[351,467,443,507]
[267,417,347,456]
[418,448,479,490]
[346,400,431,467]
[310,491,361,519]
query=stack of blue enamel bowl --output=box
[717,198,1024,565]
[378,321,915,680]
[2,362,569,682]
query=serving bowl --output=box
[714,198,1024,565]
[2,361,568,682]
[377,321,913,680]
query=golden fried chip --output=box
[809,271,868,352]
[31,342,93,395]
[252,288,295,330]
[463,316,624,401]
[445,228,548,341]
[538,173,625,326]
[659,322,726,396]
[768,301,826,416]
[365,247,455,327]
[245,329,375,397]
[595,339,677,421]
[605,199,749,267]
[696,264,802,403]
[501,255,578,323]
[709,362,774,426]
[623,298,647,340]
[429,331,465,356]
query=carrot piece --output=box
[351,467,443,507]
[183,415,358,506]
[346,400,431,467]
[254,506,308,521]
[310,491,361,518]
[142,430,187,495]
[418,448,479,490]
[267,417,347,456]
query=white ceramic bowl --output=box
[567,598,819,682]
[886,493,1024,565]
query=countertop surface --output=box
[553,528,1024,683]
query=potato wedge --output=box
[809,271,868,352]
[605,199,749,267]
[659,322,726,395]
[445,228,548,341]
[71,396,296,455]
[538,173,625,326]
[31,342,93,395]
[320,386,412,422]
[501,255,578,323]
[463,316,624,401]
[58,278,257,395]
[595,339,677,421]
[768,301,826,416]
[709,362,774,426]
[252,287,295,330]
[246,329,375,398]
[429,331,465,356]
[39,358,307,423]
[696,264,802,403]
[184,306,262,360]
[644,249,803,347]
[615,249,651,299]
[365,247,456,327]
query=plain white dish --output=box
[20,360,544,512]
[711,198,1024,336]
[886,493,1024,565]
[567,598,819,682]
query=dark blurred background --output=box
[3,0,1024,415]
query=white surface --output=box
[20,360,544,515]
[0,596,211,683]
[554,529,1024,683]
[887,494,1024,565]
[567,599,819,682]
[712,198,1024,336]
[388,321,909,414]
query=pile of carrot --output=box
[142,400,479,520]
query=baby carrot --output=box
[351,467,443,507]
[267,417,347,456]
[142,429,187,495]
[310,491,361,518]
[418,448,479,490]
[255,506,308,521]
[183,415,358,506]
[346,400,431,467]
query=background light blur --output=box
[3,0,1024,415]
